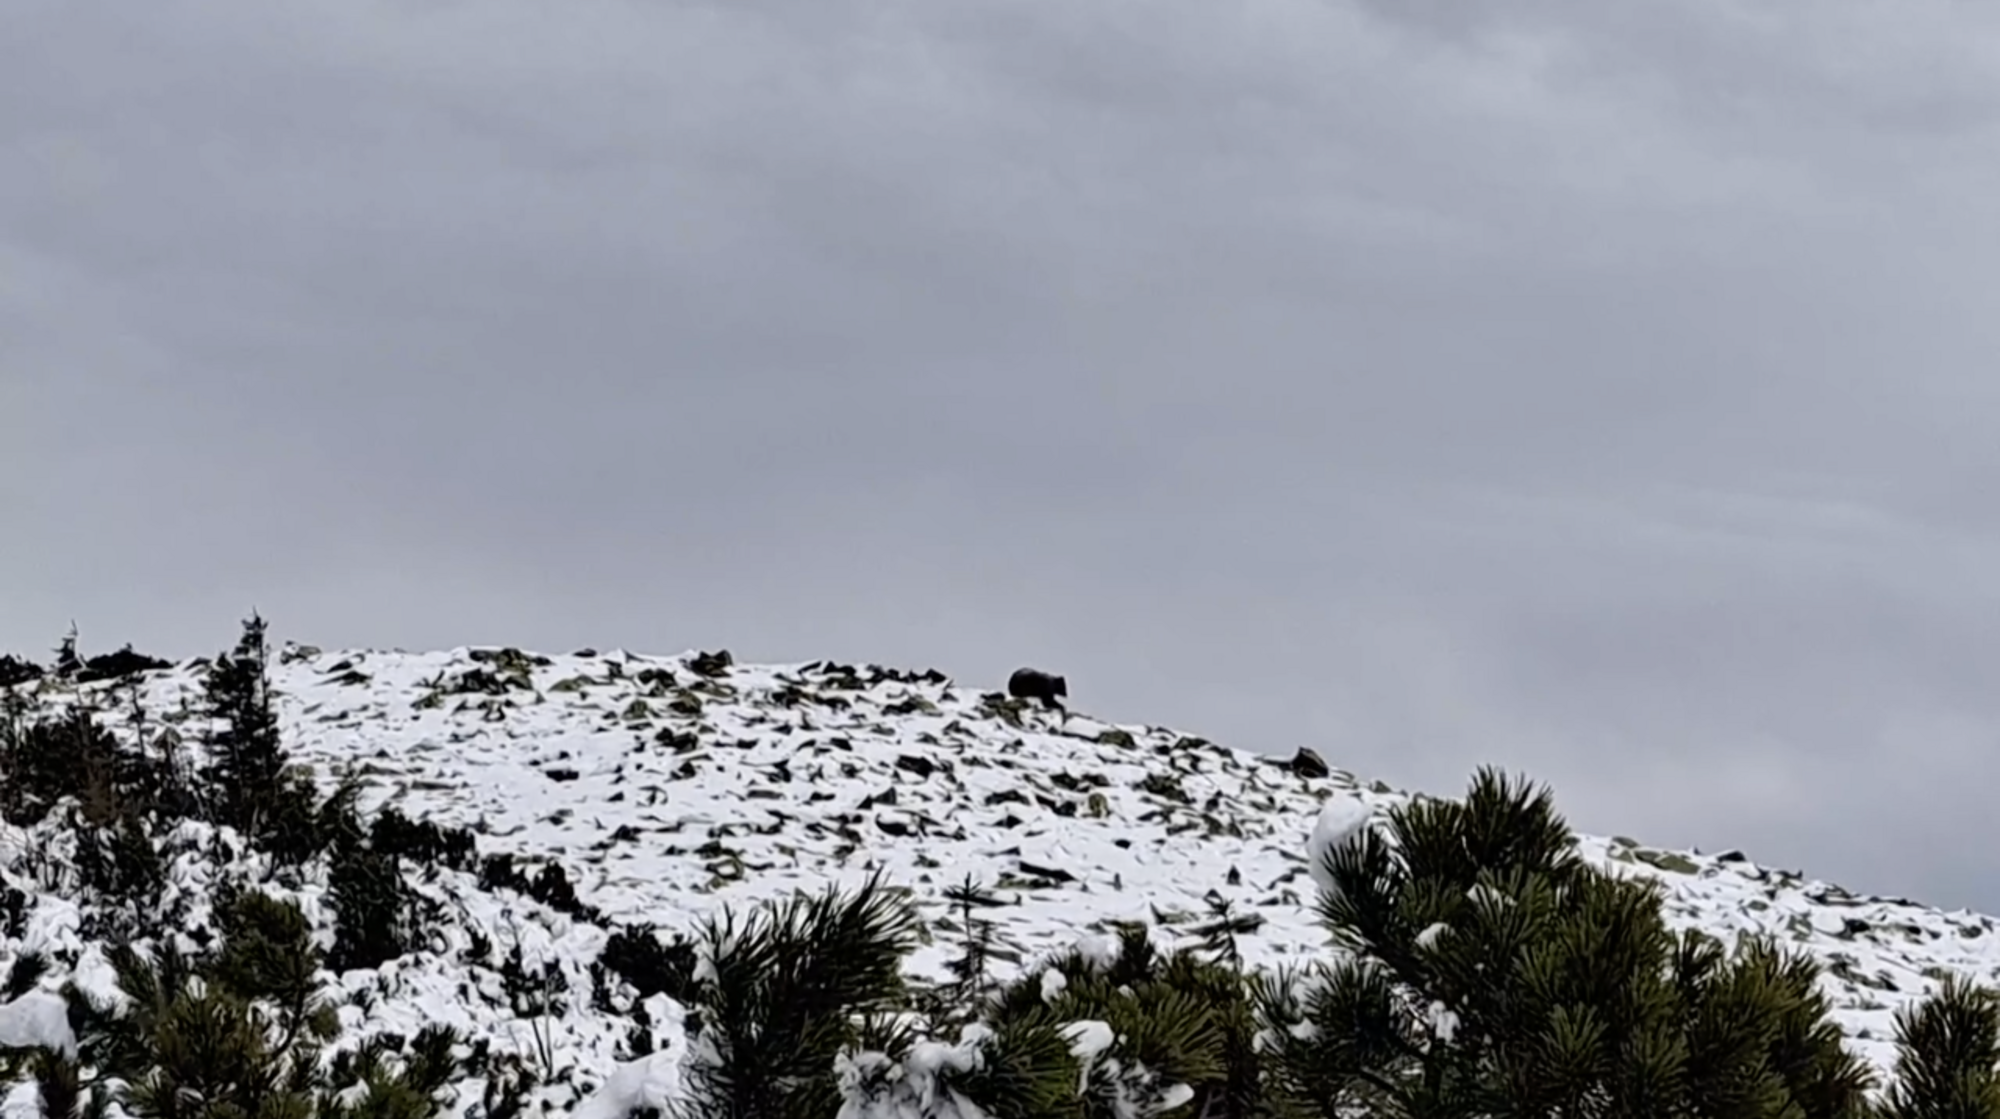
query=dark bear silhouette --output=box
[1007,667,1068,710]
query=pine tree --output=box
[325,818,423,974]
[201,613,283,825]
[1261,766,1874,1119]
[935,875,1007,1027]
[986,932,1262,1119]
[51,624,81,679]
[1188,899,1272,1119]
[199,613,324,864]
[1878,973,2000,1119]
[677,872,923,1119]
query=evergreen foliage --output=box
[45,888,464,1118]
[0,889,461,1117]
[677,871,923,1119]
[199,613,327,866]
[985,929,1263,1119]
[0,620,471,1116]
[323,783,434,975]
[1878,974,2000,1119]
[598,923,699,1005]
[1255,766,1883,1119]
[51,626,83,679]
[0,701,184,830]
[73,645,173,686]
[0,653,41,689]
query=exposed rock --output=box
[689,649,734,677]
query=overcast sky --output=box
[9,0,2000,910]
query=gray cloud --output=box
[9,0,2000,909]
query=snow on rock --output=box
[572,1049,686,1119]
[1306,792,1376,898]
[0,991,74,1058]
[0,1080,45,1119]
[574,996,691,1118]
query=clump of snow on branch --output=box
[1063,1021,1117,1096]
[1072,933,1119,974]
[1426,1000,1460,1047]
[1061,1020,1194,1119]
[835,1025,996,1119]
[0,991,75,1059]
[1306,793,1375,898]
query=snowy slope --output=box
[5,642,1997,1109]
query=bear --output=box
[1007,666,1068,710]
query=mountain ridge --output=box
[0,638,1993,1112]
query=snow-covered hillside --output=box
[3,641,1996,1110]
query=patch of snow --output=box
[1073,933,1118,973]
[0,1080,44,1119]
[573,1048,686,1119]
[0,991,75,1059]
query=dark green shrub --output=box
[1878,973,2000,1119]
[1259,766,1876,1119]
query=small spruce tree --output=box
[51,624,81,679]
[198,613,325,864]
